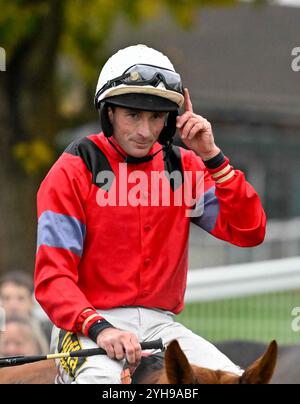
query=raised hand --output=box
[176,88,220,160]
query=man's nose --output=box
[137,119,152,139]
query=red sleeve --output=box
[34,154,100,332]
[189,152,266,247]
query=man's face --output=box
[0,322,39,357]
[0,282,33,319]
[108,107,167,157]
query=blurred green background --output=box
[178,291,300,344]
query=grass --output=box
[176,290,300,344]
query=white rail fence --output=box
[189,218,300,268]
[185,256,300,303]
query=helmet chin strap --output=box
[107,137,171,164]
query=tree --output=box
[0,0,239,274]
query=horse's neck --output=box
[0,360,56,384]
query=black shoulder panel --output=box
[163,145,184,192]
[65,137,115,191]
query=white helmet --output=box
[94,44,184,110]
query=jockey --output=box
[34,44,266,384]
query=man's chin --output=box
[129,146,152,158]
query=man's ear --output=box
[240,340,278,384]
[107,106,114,124]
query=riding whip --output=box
[0,338,164,368]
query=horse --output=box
[0,339,277,384]
[125,339,277,384]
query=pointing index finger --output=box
[184,88,193,113]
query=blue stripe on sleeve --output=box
[191,186,220,233]
[37,210,86,257]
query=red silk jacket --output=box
[34,132,266,333]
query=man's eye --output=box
[153,113,165,119]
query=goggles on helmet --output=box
[95,64,183,102]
